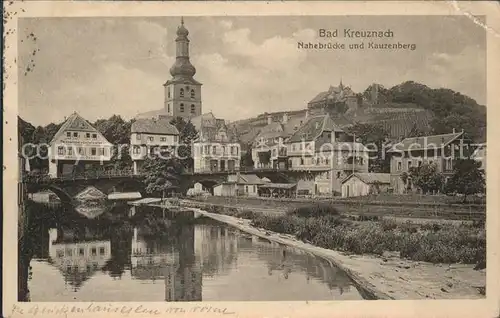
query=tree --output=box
[142,153,183,198]
[170,116,198,171]
[445,159,485,203]
[347,123,390,173]
[94,115,132,145]
[241,143,254,169]
[409,163,445,194]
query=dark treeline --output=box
[362,81,486,142]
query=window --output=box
[86,133,90,138]
[99,247,105,255]
[92,133,97,139]
[325,158,330,165]
[191,104,195,113]
[180,103,185,112]
[68,147,73,156]
[91,148,97,156]
[191,89,195,98]
[79,248,84,256]
[167,104,171,113]
[58,146,65,155]
[133,146,141,154]
[160,137,167,142]
[168,89,171,98]
[212,146,216,155]
[180,88,184,97]
[326,172,330,180]
[407,161,412,170]
[99,148,105,156]
[78,147,84,155]
[91,248,97,256]
[236,147,239,155]
[300,158,304,165]
[73,132,78,138]
[253,185,257,192]
[136,134,141,140]
[337,172,341,179]
[245,186,249,193]
[397,161,402,171]
[66,249,73,257]
[148,136,154,142]
[66,132,71,137]
[222,146,226,154]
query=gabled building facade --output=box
[286,114,369,196]
[130,118,179,175]
[191,112,241,173]
[252,117,288,170]
[387,130,475,194]
[48,112,113,178]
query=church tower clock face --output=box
[164,18,202,119]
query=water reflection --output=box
[28,205,362,301]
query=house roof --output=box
[287,114,344,143]
[342,173,391,185]
[50,112,111,146]
[191,112,239,143]
[227,174,264,184]
[388,131,464,152]
[259,183,297,189]
[131,118,179,135]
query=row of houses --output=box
[37,19,486,198]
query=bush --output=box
[289,202,342,218]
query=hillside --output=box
[231,81,486,146]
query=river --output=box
[26,203,363,301]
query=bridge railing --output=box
[22,169,136,183]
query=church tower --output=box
[164,18,202,119]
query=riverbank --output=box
[177,202,485,300]
[186,195,485,221]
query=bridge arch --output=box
[28,185,73,204]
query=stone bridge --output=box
[23,171,145,204]
[24,168,326,203]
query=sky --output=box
[18,15,486,126]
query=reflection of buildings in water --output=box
[244,238,352,294]
[130,226,202,302]
[48,228,111,291]
[164,264,202,302]
[194,225,239,276]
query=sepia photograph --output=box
[3,1,500,317]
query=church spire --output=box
[169,17,196,79]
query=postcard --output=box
[3,1,500,317]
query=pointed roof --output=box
[191,113,239,143]
[49,112,111,146]
[287,114,344,143]
[131,118,179,135]
[341,173,391,185]
[388,131,465,152]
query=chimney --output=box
[452,128,456,134]
[267,115,272,125]
[282,113,288,124]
